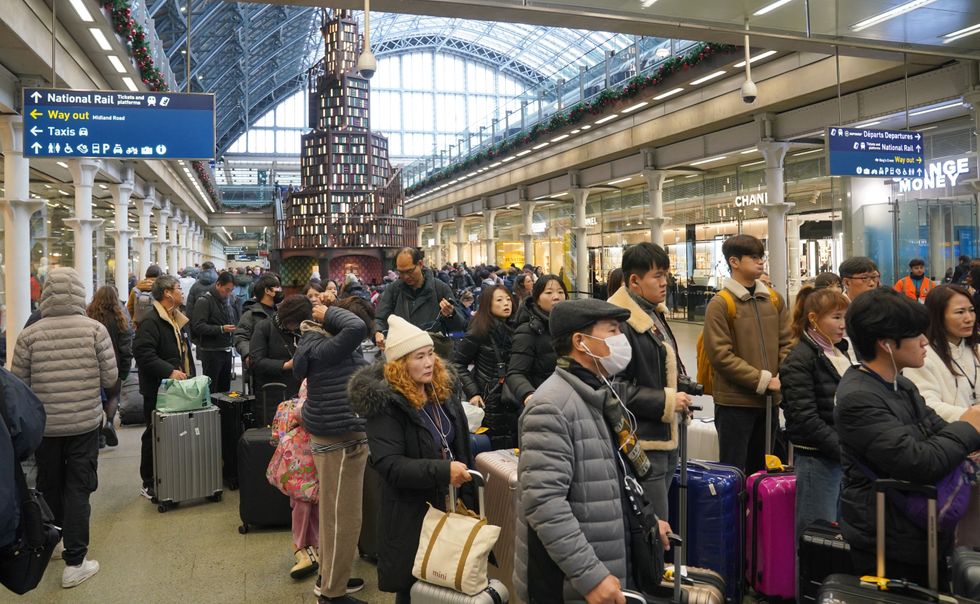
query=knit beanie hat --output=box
[384,315,434,362]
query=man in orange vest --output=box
[894,258,934,303]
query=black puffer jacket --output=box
[191,288,235,351]
[186,268,217,315]
[295,306,368,437]
[781,335,851,460]
[250,315,301,399]
[505,298,556,405]
[101,313,134,378]
[234,299,275,359]
[348,362,474,594]
[451,320,515,448]
[835,368,980,569]
[133,302,196,400]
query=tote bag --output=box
[156,375,212,413]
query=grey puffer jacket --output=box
[516,365,628,604]
[11,267,118,437]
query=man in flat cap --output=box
[514,299,672,604]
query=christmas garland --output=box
[406,42,736,197]
[100,0,220,205]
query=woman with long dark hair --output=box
[450,284,515,449]
[511,272,534,312]
[86,285,133,447]
[506,275,567,407]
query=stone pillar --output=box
[156,200,171,271]
[95,225,108,288]
[179,218,190,274]
[520,200,536,267]
[109,169,135,301]
[787,215,803,297]
[758,141,794,296]
[454,216,466,265]
[433,222,445,268]
[134,188,156,278]
[571,188,590,298]
[0,115,43,365]
[484,209,498,266]
[169,210,181,275]
[642,168,669,247]
[66,159,104,301]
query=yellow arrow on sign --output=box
[29,109,41,119]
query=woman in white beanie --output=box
[347,315,475,604]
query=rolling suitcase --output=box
[211,391,255,490]
[475,449,520,603]
[118,373,144,425]
[952,547,980,600]
[359,461,382,561]
[410,578,508,604]
[236,427,292,533]
[745,394,796,600]
[818,480,947,603]
[254,382,287,427]
[623,533,724,604]
[798,520,854,603]
[670,408,742,604]
[688,418,719,461]
[152,407,223,512]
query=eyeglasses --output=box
[396,266,418,276]
[849,273,880,283]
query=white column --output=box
[786,215,803,297]
[571,188,590,298]
[95,225,108,288]
[433,222,445,268]
[66,159,104,301]
[109,169,135,300]
[454,216,466,265]
[520,200,536,267]
[0,115,43,365]
[169,210,181,274]
[178,218,189,273]
[642,168,669,247]
[758,141,794,297]
[134,188,155,278]
[156,200,171,271]
[484,209,498,266]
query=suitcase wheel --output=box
[238,524,249,535]
[207,492,222,503]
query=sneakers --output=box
[51,540,64,561]
[62,558,99,588]
[317,595,367,604]
[102,422,118,447]
[139,485,155,501]
[314,577,365,598]
[290,547,318,579]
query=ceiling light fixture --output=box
[916,126,938,132]
[516,150,532,157]
[608,177,632,185]
[122,77,139,91]
[640,0,659,7]
[733,50,777,68]
[551,134,570,143]
[107,55,127,73]
[501,156,518,163]
[851,0,938,32]
[581,125,592,130]
[69,0,94,21]
[909,101,964,116]
[653,87,684,100]
[943,23,980,43]
[58,190,70,195]
[742,160,766,167]
[621,101,649,113]
[532,142,549,150]
[740,148,757,154]
[689,155,728,166]
[753,0,794,16]
[57,161,68,168]
[793,148,822,157]
[595,114,619,125]
[89,28,113,51]
[856,120,881,128]
[688,70,727,86]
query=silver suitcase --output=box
[152,407,223,512]
[410,578,509,604]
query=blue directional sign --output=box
[22,88,215,160]
[826,127,924,178]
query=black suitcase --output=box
[952,547,980,600]
[236,427,292,533]
[818,480,949,603]
[799,520,854,602]
[254,382,288,427]
[211,391,255,490]
[358,461,382,561]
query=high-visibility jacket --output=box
[894,275,934,302]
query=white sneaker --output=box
[62,558,100,588]
[51,540,64,560]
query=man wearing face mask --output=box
[192,271,237,394]
[133,275,196,501]
[516,298,672,604]
[234,272,284,387]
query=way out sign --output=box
[22,88,215,160]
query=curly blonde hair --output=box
[384,355,454,409]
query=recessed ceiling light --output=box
[69,0,94,21]
[98,184,108,189]
[640,0,659,6]
[621,101,649,113]
[43,184,52,189]
[89,28,112,51]
[107,55,127,73]
[851,0,938,32]
[551,135,570,143]
[532,142,549,150]
[57,161,68,168]
[909,101,963,116]
[916,126,938,132]
[689,155,728,166]
[688,71,727,86]
[856,120,881,128]
[569,130,580,135]
[489,162,502,168]
[943,23,980,43]
[793,148,822,157]
[753,0,794,16]
[595,114,619,125]
[122,77,139,91]
[740,148,757,154]
[501,156,518,163]
[608,177,632,186]
[58,189,70,195]
[734,50,778,68]
[580,125,592,130]
[653,87,684,100]
[516,150,532,157]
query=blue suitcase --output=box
[669,458,744,603]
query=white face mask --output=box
[581,333,633,376]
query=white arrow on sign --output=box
[30,142,41,152]
[30,91,41,103]
[30,126,41,136]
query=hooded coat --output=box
[250,315,302,399]
[0,368,45,550]
[127,276,156,326]
[234,299,275,359]
[348,362,474,594]
[11,268,119,437]
[186,268,218,315]
[505,297,558,405]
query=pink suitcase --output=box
[745,468,796,599]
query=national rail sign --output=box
[22,88,215,160]
[826,127,924,179]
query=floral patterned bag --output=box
[266,391,319,503]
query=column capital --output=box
[757,141,791,168]
[0,115,24,155]
[110,181,135,205]
[641,169,669,189]
[0,197,44,215]
[158,199,172,217]
[764,200,795,214]
[135,196,155,215]
[64,217,104,230]
[68,159,103,187]
[133,234,155,244]
[569,187,590,205]
[108,228,137,237]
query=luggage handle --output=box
[623,591,647,604]
[449,469,486,520]
[675,404,702,569]
[870,479,939,593]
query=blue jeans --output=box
[641,448,679,523]
[794,452,842,542]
